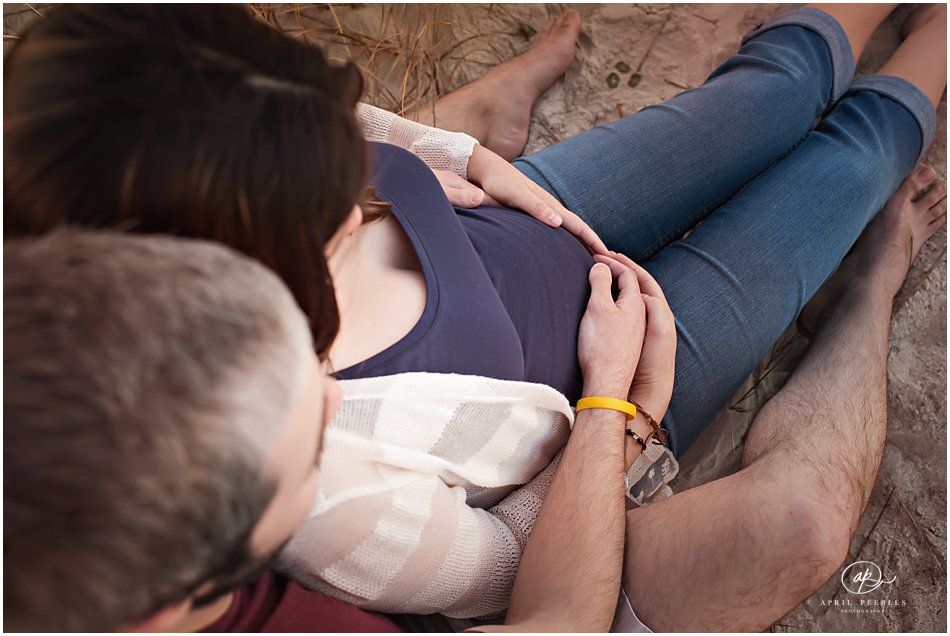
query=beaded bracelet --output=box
[628,399,669,446]
[625,429,650,449]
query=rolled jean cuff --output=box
[742,6,856,104]
[845,75,938,164]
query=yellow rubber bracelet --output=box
[575,396,637,421]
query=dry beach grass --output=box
[4,3,946,632]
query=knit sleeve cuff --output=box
[356,103,478,179]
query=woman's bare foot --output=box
[798,165,948,335]
[409,10,582,160]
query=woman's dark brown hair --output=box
[4,3,369,355]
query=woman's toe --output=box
[927,207,947,229]
[914,164,937,189]
[921,181,947,210]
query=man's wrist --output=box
[581,381,631,401]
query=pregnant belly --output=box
[457,205,595,401]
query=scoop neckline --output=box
[333,185,439,378]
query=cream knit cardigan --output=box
[356,103,478,178]
[275,372,575,619]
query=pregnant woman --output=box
[5,3,945,631]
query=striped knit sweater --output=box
[274,372,575,619]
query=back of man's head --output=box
[3,229,312,631]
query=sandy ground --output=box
[4,3,946,632]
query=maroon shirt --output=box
[203,571,402,633]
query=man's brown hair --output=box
[3,229,312,631]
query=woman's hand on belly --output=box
[465,144,609,256]
[432,169,489,207]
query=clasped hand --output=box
[577,251,676,427]
[435,144,675,424]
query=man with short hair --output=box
[4,229,644,632]
[3,229,383,632]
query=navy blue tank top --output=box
[335,143,594,401]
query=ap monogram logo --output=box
[840,560,897,595]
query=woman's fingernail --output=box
[547,213,561,224]
[471,190,483,204]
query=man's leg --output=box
[623,168,945,631]
[407,11,582,161]
[511,5,895,262]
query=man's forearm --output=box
[500,383,628,632]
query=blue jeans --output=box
[513,7,938,457]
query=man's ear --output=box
[119,599,192,633]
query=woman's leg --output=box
[513,5,894,261]
[643,13,941,458]
[877,4,947,109]
[799,3,947,333]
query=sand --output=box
[4,3,946,632]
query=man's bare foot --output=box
[798,165,948,335]
[409,10,582,160]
